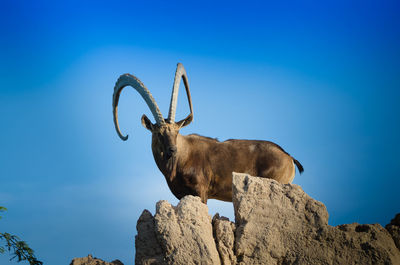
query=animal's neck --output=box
[176,133,189,160]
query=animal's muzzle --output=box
[166,146,177,160]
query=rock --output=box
[154,196,221,265]
[386,213,400,250]
[135,196,221,265]
[70,254,123,265]
[232,172,400,265]
[135,210,166,265]
[135,173,400,265]
[213,214,236,265]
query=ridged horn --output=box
[113,73,165,141]
[167,63,193,126]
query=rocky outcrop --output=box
[136,196,220,265]
[212,214,236,265]
[69,254,123,265]
[135,210,165,265]
[136,173,400,265]
[386,213,400,250]
[232,173,400,265]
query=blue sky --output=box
[1,0,399,264]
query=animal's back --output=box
[223,139,296,183]
[187,136,297,183]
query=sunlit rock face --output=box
[232,173,400,265]
[136,196,220,265]
[135,173,400,265]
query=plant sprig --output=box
[0,206,43,265]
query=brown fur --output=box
[141,115,303,204]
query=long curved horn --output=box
[113,73,165,141]
[167,63,193,126]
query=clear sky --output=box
[1,0,399,264]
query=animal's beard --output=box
[166,155,177,175]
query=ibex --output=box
[113,63,303,203]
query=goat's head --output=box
[112,63,193,171]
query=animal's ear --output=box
[176,114,193,129]
[141,114,154,131]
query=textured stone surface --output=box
[386,213,400,250]
[135,210,165,265]
[69,254,123,265]
[213,214,236,265]
[154,195,221,265]
[232,172,400,265]
[135,196,221,264]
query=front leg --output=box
[187,184,208,204]
[182,185,208,204]
[194,173,209,204]
[199,189,208,204]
